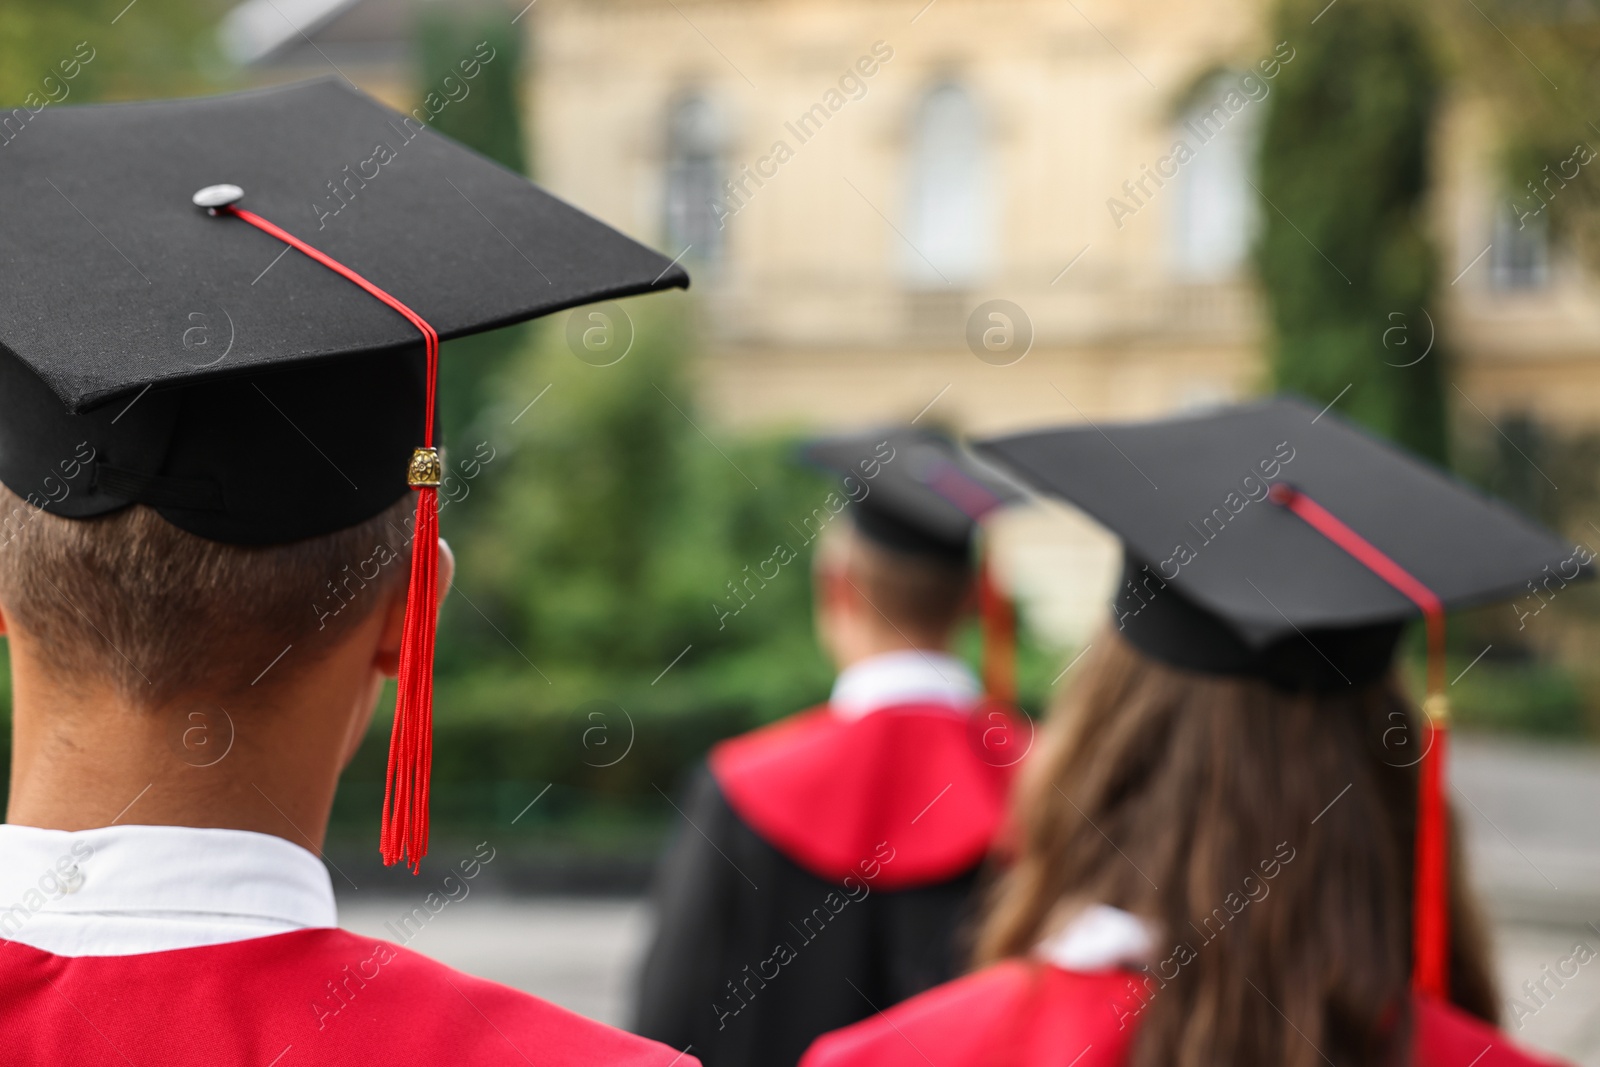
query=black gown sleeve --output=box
[874,866,983,1005]
[633,763,741,1053]
[633,762,987,1067]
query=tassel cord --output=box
[222,204,441,872]
[1268,483,1451,999]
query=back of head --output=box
[975,629,1498,1067]
[0,484,413,707]
[815,519,974,649]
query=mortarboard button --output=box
[191,183,244,214]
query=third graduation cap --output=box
[0,78,689,869]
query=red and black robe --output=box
[634,701,1022,1067]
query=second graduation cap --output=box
[0,78,690,870]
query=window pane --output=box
[1170,77,1262,279]
[663,94,725,261]
[1490,204,1549,291]
[905,84,990,287]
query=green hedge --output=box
[329,700,759,838]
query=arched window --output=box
[663,93,725,261]
[1169,74,1263,279]
[904,83,990,287]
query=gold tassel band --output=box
[407,447,442,487]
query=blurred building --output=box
[224,0,1600,643]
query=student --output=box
[634,428,1027,1066]
[0,81,692,1064]
[803,398,1578,1067]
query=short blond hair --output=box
[0,486,414,706]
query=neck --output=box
[4,631,381,852]
[831,623,951,672]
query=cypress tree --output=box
[416,10,532,451]
[1256,0,1448,462]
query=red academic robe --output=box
[0,927,696,1066]
[800,959,1568,1067]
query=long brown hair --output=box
[976,629,1497,1067]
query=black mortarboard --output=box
[0,78,688,871]
[975,396,1584,690]
[0,77,687,543]
[802,427,1024,566]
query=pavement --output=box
[342,897,650,1027]
[1455,735,1600,1063]
[338,734,1600,1064]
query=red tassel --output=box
[1412,714,1450,998]
[217,203,442,873]
[1411,586,1451,999]
[382,484,439,872]
[978,555,1016,704]
[1268,483,1451,999]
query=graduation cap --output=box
[802,428,1022,564]
[0,78,689,870]
[975,395,1587,1000]
[802,427,1026,700]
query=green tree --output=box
[415,11,527,174]
[1421,0,1600,273]
[433,294,835,728]
[0,0,224,107]
[416,10,533,452]
[1256,0,1448,462]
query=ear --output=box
[961,570,981,616]
[373,537,457,677]
[812,552,848,609]
[824,565,865,617]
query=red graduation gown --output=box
[0,927,695,1066]
[800,959,1569,1067]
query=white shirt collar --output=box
[1034,904,1157,972]
[829,649,981,720]
[0,823,336,957]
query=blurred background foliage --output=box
[0,0,226,104]
[419,7,536,450]
[1422,0,1600,274]
[1257,0,1449,465]
[2,0,1600,860]
[434,298,836,725]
